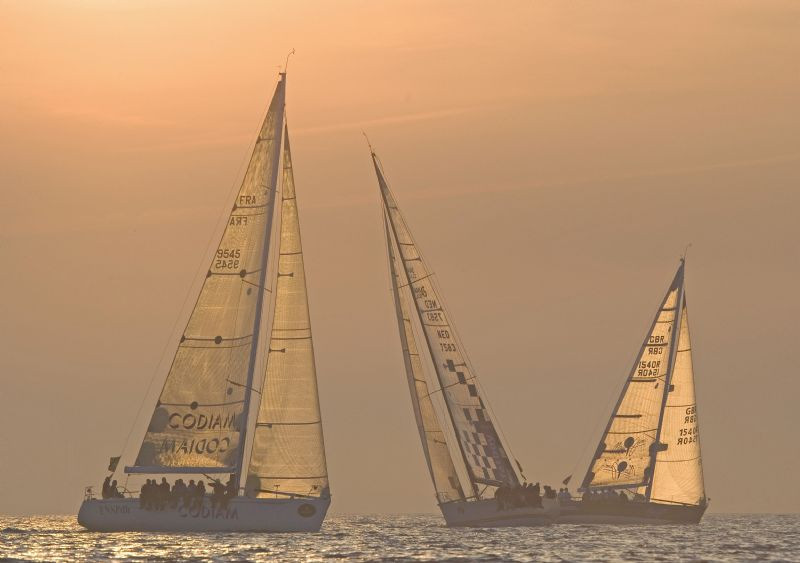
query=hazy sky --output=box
[1,1,799,516]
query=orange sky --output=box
[1,1,799,515]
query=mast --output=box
[384,212,466,503]
[378,171,479,498]
[646,260,685,501]
[234,73,287,491]
[372,148,520,498]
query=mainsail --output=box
[581,260,705,505]
[385,215,465,504]
[245,126,329,498]
[374,150,520,497]
[127,76,287,475]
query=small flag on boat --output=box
[108,456,121,472]
[515,459,527,481]
[562,474,572,486]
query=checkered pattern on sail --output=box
[446,362,516,485]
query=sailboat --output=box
[371,146,559,527]
[78,71,331,532]
[559,259,708,524]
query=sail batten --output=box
[374,151,520,497]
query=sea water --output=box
[1,513,797,561]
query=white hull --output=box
[78,496,330,532]
[439,497,559,527]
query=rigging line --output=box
[420,374,478,401]
[241,279,273,292]
[249,116,290,405]
[226,379,262,395]
[113,90,275,478]
[396,271,435,289]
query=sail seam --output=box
[655,455,701,463]
[158,400,245,407]
[256,420,321,426]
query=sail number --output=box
[215,248,241,270]
[646,335,666,355]
[677,407,698,445]
[637,360,661,377]
[678,425,699,445]
[436,328,456,352]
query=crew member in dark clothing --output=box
[225,475,236,499]
[185,480,197,510]
[102,476,112,499]
[108,480,123,498]
[210,480,226,511]
[194,481,206,510]
[171,479,186,509]
[158,478,170,510]
[525,483,543,508]
[140,480,149,509]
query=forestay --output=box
[385,215,466,504]
[128,79,286,474]
[245,126,329,498]
[374,153,520,493]
[650,297,705,505]
[582,263,684,492]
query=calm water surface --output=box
[1,514,797,561]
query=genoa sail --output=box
[128,76,287,474]
[385,214,465,504]
[649,296,705,505]
[581,262,684,492]
[245,126,329,499]
[373,150,520,496]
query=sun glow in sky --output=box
[1,1,799,516]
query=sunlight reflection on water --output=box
[1,513,798,561]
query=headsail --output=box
[373,151,520,496]
[384,214,465,504]
[127,76,286,475]
[245,125,329,499]
[581,261,686,494]
[649,296,705,505]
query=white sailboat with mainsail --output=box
[78,71,331,532]
[559,259,708,524]
[371,146,558,527]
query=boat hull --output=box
[439,497,559,527]
[556,500,707,524]
[77,496,330,532]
